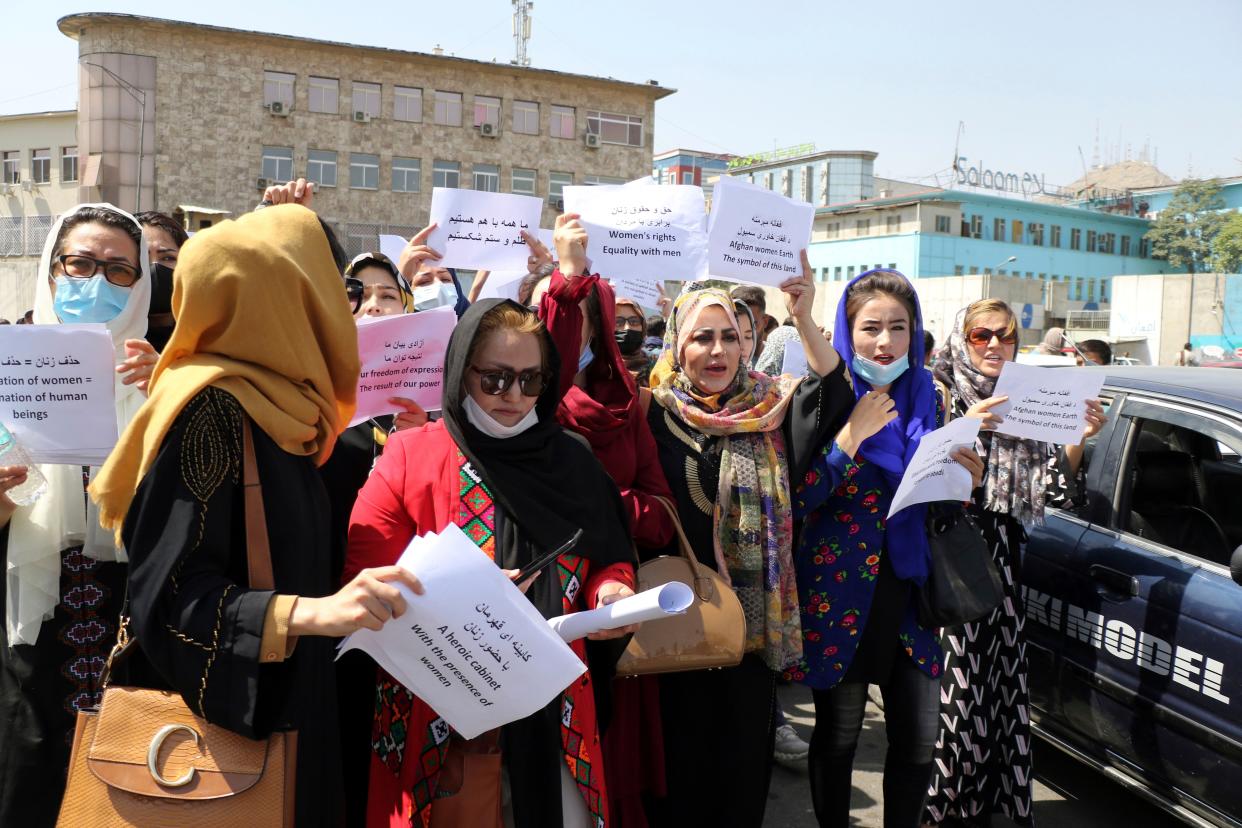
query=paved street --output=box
[764,683,1185,827]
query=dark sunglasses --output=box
[55,254,142,287]
[344,277,364,314]
[615,314,644,331]
[966,326,1018,346]
[469,365,548,397]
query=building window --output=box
[825,222,840,239]
[1101,277,1110,301]
[550,105,575,139]
[935,215,951,234]
[549,171,572,203]
[856,219,871,236]
[1101,232,1116,254]
[803,165,815,202]
[584,175,625,185]
[1,151,18,184]
[993,217,1005,242]
[349,153,379,189]
[681,171,694,185]
[586,110,643,147]
[263,70,294,108]
[512,100,538,135]
[434,91,462,126]
[61,146,78,182]
[847,266,856,280]
[1121,235,1131,256]
[309,77,338,114]
[1025,272,1034,279]
[970,215,982,239]
[433,160,460,189]
[1087,280,1096,302]
[1030,223,1044,247]
[307,149,337,188]
[392,157,421,193]
[969,266,980,275]
[834,267,843,280]
[473,96,500,129]
[763,172,775,190]
[886,215,900,233]
[260,146,293,182]
[1070,228,1082,250]
[1039,273,1047,282]
[511,167,536,196]
[352,82,381,118]
[1139,238,1150,258]
[1011,220,1024,243]
[984,268,993,275]
[1086,230,1097,252]
[394,86,422,122]
[1050,225,1062,248]
[954,265,965,276]
[472,163,499,192]
[31,149,50,184]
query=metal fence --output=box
[1067,310,1110,331]
[0,215,57,258]
[335,222,424,258]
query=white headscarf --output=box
[5,203,151,646]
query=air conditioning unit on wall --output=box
[480,122,499,138]
[353,111,371,123]
[268,101,290,117]
[585,133,601,149]
[256,177,270,190]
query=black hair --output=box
[923,330,935,353]
[516,271,546,307]
[730,284,766,313]
[647,314,665,339]
[317,218,350,274]
[134,210,189,248]
[50,206,143,267]
[844,270,918,330]
[1079,338,1112,365]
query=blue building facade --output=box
[1129,175,1242,218]
[651,148,733,187]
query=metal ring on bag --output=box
[147,723,200,787]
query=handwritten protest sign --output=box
[352,308,456,424]
[562,184,707,285]
[0,325,118,465]
[547,582,692,642]
[887,417,982,518]
[428,188,543,271]
[707,175,813,287]
[991,362,1106,444]
[338,524,586,739]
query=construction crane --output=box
[512,1,533,67]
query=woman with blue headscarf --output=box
[784,270,983,828]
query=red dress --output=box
[346,422,634,827]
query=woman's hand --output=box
[0,465,29,527]
[964,395,1008,431]
[553,213,589,278]
[397,224,443,282]
[520,230,554,275]
[288,566,424,637]
[656,283,673,319]
[1082,399,1107,442]
[502,569,541,594]
[780,250,817,322]
[835,390,898,458]
[117,339,159,394]
[389,397,429,431]
[951,447,985,491]
[262,178,314,211]
[588,581,638,640]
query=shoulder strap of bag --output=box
[242,419,275,591]
[651,495,718,601]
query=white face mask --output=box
[413,279,457,311]
[463,394,539,439]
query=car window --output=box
[1117,405,1242,567]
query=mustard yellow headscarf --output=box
[91,204,360,541]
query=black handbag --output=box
[916,507,1004,628]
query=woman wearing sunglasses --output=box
[923,298,1105,827]
[0,203,160,826]
[345,298,638,827]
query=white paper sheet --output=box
[546,582,694,643]
[706,176,814,287]
[351,308,456,424]
[476,270,528,302]
[338,525,587,740]
[0,325,118,465]
[990,362,1107,444]
[378,234,408,267]
[780,338,808,377]
[887,417,983,518]
[610,276,663,312]
[427,188,543,271]
[562,184,708,285]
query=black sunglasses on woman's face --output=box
[344,277,364,314]
[468,365,548,397]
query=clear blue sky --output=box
[5,0,1241,188]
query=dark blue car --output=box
[1025,367,1242,827]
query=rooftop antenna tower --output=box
[512,1,533,67]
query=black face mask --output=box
[614,328,644,355]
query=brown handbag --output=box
[56,421,297,827]
[428,729,503,828]
[615,497,746,676]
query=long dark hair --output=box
[843,269,918,330]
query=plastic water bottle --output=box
[0,422,47,507]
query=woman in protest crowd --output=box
[344,297,638,828]
[536,214,676,827]
[0,203,159,826]
[734,298,759,368]
[90,203,417,826]
[784,270,984,828]
[644,314,666,362]
[755,324,803,377]
[923,298,1106,827]
[616,295,655,385]
[642,260,853,827]
[135,210,188,353]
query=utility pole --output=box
[511,1,533,67]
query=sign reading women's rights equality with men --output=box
[707,175,814,287]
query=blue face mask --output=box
[52,275,131,324]
[578,339,595,374]
[851,352,909,387]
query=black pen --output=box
[512,529,584,584]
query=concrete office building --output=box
[651,148,733,192]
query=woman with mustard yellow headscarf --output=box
[89,204,425,827]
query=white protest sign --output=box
[428,188,543,271]
[477,270,527,302]
[352,308,456,424]
[780,339,808,377]
[378,234,408,267]
[547,582,693,642]
[887,417,982,518]
[611,276,663,312]
[707,175,813,287]
[338,525,587,740]
[0,325,118,465]
[990,362,1106,444]
[562,184,707,285]
[537,228,555,253]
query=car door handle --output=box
[1089,564,1139,597]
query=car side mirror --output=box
[1232,546,1242,587]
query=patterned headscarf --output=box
[932,307,1048,525]
[650,288,804,670]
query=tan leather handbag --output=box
[615,497,746,676]
[56,421,297,827]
